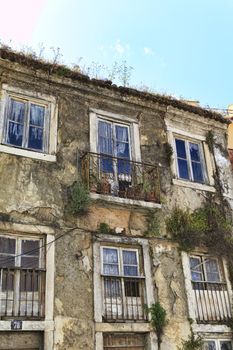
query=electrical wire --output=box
[0,225,88,267]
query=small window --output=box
[190,256,221,283]
[175,138,206,183]
[103,333,146,350]
[4,97,48,152]
[203,340,232,350]
[0,235,45,318]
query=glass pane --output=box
[220,341,232,350]
[115,125,129,142]
[104,278,120,297]
[123,251,137,265]
[0,237,15,254]
[203,341,216,350]
[103,264,119,275]
[7,122,23,146]
[30,104,45,126]
[177,159,189,179]
[190,257,203,281]
[205,259,220,282]
[21,256,39,269]
[9,99,25,123]
[2,269,14,291]
[123,266,138,276]
[99,121,112,139]
[22,240,39,256]
[175,139,187,159]
[125,279,140,297]
[189,143,201,161]
[103,248,118,263]
[192,162,204,183]
[28,126,43,150]
[100,156,113,173]
[20,270,39,292]
[99,137,113,155]
[116,142,130,159]
[0,254,15,267]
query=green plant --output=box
[206,130,214,153]
[98,222,112,234]
[179,328,203,350]
[145,302,166,350]
[145,211,160,236]
[66,181,90,215]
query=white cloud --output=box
[143,47,154,56]
[111,40,130,55]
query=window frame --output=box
[0,85,57,162]
[3,95,50,153]
[189,255,222,283]
[174,136,207,184]
[100,246,141,277]
[203,339,233,350]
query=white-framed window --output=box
[98,119,131,177]
[175,137,207,183]
[100,245,147,321]
[0,234,45,318]
[0,85,57,161]
[203,339,232,350]
[189,256,221,283]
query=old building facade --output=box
[0,48,232,350]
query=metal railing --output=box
[102,275,147,322]
[0,267,46,319]
[192,281,232,323]
[81,152,160,203]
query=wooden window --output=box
[189,256,221,283]
[203,340,232,350]
[103,333,146,350]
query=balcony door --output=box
[98,120,131,191]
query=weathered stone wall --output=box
[0,58,232,350]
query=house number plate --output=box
[11,320,22,330]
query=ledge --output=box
[0,144,56,162]
[95,322,152,332]
[193,323,231,334]
[172,178,216,192]
[0,320,54,331]
[90,193,162,209]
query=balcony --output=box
[81,152,160,205]
[0,267,46,319]
[102,275,147,322]
[192,281,232,324]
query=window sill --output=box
[172,178,216,192]
[0,144,56,162]
[90,193,162,209]
[0,320,54,331]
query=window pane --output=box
[189,143,201,162]
[203,341,216,350]
[175,139,187,159]
[103,248,118,263]
[22,240,39,256]
[7,122,23,146]
[28,126,43,150]
[104,279,120,297]
[205,259,220,282]
[123,266,138,276]
[115,126,129,142]
[9,99,25,123]
[21,256,39,269]
[190,257,203,281]
[192,162,204,183]
[220,341,232,350]
[0,237,15,254]
[103,264,119,275]
[116,142,130,159]
[30,104,45,127]
[20,269,39,292]
[124,279,140,297]
[177,159,189,179]
[123,251,137,265]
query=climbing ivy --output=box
[66,181,90,215]
[145,302,167,350]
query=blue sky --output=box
[1,0,233,109]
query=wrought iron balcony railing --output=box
[0,267,46,319]
[102,275,147,322]
[192,281,231,324]
[81,152,160,203]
